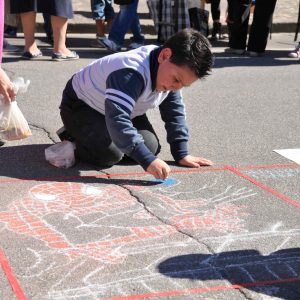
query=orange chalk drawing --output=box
[0,181,250,264]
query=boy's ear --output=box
[158,48,172,63]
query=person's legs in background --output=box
[90,0,114,48]
[4,0,18,37]
[288,42,300,58]
[3,0,20,53]
[51,15,79,60]
[247,0,277,56]
[226,0,251,54]
[128,6,144,49]
[43,13,53,44]
[101,0,142,51]
[19,11,42,58]
[210,0,222,41]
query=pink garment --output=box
[0,0,4,63]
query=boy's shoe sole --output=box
[56,127,75,142]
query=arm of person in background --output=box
[0,67,16,102]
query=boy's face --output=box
[156,48,198,92]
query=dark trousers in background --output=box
[227,0,251,50]
[211,0,221,21]
[227,0,277,52]
[247,0,277,53]
[60,79,161,167]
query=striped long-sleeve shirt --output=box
[72,45,189,169]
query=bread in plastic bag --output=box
[45,141,76,168]
[0,77,32,140]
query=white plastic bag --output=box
[45,141,76,168]
[0,77,32,140]
[12,77,30,94]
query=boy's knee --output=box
[75,142,123,167]
[139,130,161,155]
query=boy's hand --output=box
[147,158,171,180]
[178,155,213,168]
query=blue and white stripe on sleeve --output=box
[106,68,145,114]
[105,88,135,113]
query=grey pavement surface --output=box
[34,0,300,34]
[1,30,300,299]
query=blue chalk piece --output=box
[153,177,177,186]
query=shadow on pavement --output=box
[0,144,161,186]
[213,50,299,68]
[158,248,300,300]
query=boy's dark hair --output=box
[162,28,214,79]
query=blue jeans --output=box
[91,0,114,20]
[109,0,144,46]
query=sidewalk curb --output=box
[35,22,298,36]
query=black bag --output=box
[189,7,209,37]
[114,0,134,4]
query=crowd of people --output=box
[2,0,299,58]
[0,0,299,176]
[3,0,145,57]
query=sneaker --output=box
[56,126,75,142]
[52,51,79,61]
[3,39,20,53]
[4,26,17,38]
[224,48,245,55]
[0,138,5,147]
[128,42,144,50]
[288,43,300,58]
[99,38,121,52]
[90,35,106,48]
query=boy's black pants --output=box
[60,79,161,168]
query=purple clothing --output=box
[0,0,4,63]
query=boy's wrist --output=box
[170,141,188,162]
[130,142,157,171]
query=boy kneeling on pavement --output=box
[58,28,214,179]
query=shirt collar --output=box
[149,46,162,92]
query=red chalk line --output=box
[225,165,300,209]
[101,277,300,300]
[0,163,298,183]
[0,249,26,300]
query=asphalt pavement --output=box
[1,9,300,300]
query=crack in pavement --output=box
[120,184,216,254]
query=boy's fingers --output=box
[189,161,200,168]
[162,168,170,180]
[199,159,214,166]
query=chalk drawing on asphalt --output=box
[244,168,300,180]
[0,180,255,265]
[1,177,298,299]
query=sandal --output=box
[22,51,43,60]
[52,51,79,61]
